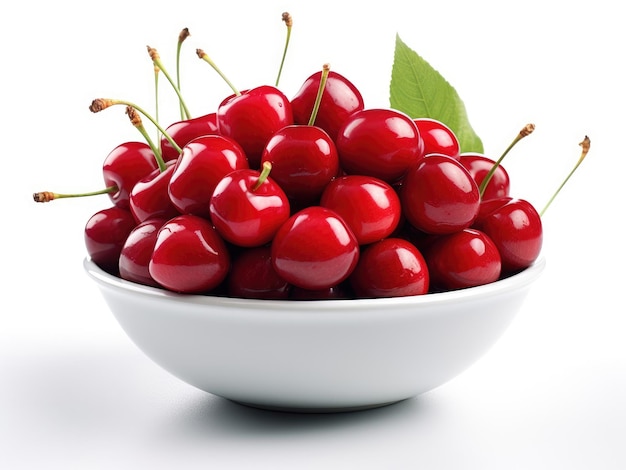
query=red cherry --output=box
[129,161,181,224]
[102,142,159,210]
[290,70,364,141]
[473,198,543,273]
[271,206,360,291]
[209,162,290,247]
[217,86,293,169]
[459,152,510,200]
[168,134,249,218]
[227,246,291,299]
[160,112,219,162]
[149,214,230,293]
[401,154,480,234]
[320,174,401,245]
[423,228,502,291]
[118,217,168,287]
[335,108,423,183]
[84,206,137,275]
[413,118,460,160]
[349,238,429,298]
[260,124,339,206]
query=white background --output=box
[2,0,625,468]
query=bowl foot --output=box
[228,397,409,414]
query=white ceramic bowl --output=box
[84,256,545,412]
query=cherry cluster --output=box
[33,16,556,300]
[66,62,545,300]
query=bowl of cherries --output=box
[35,18,588,412]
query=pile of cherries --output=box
[64,62,543,300]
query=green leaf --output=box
[389,34,484,154]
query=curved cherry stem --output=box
[196,48,240,96]
[152,63,161,145]
[540,135,590,217]
[252,161,273,191]
[147,46,192,120]
[125,106,162,169]
[89,98,182,171]
[308,63,330,126]
[176,28,191,121]
[479,123,535,198]
[33,187,117,203]
[275,12,293,87]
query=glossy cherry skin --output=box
[118,217,168,287]
[102,142,159,210]
[401,154,481,234]
[335,108,423,183]
[459,152,510,200]
[473,198,543,273]
[160,112,219,162]
[320,174,401,245]
[349,238,429,298]
[413,118,460,160]
[217,86,293,169]
[168,135,249,218]
[271,206,360,291]
[129,161,180,224]
[227,246,291,299]
[84,206,137,275]
[290,70,364,141]
[209,167,290,247]
[260,125,339,206]
[423,228,502,291]
[149,214,230,293]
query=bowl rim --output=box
[83,255,546,312]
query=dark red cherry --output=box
[335,108,423,183]
[320,174,401,245]
[217,86,293,169]
[401,154,480,234]
[260,125,339,206]
[102,142,159,210]
[349,238,429,298]
[149,214,230,293]
[413,118,460,160]
[473,198,543,273]
[423,228,501,291]
[129,161,180,224]
[168,135,249,218]
[226,246,291,299]
[290,70,364,141]
[271,206,360,291]
[459,152,510,200]
[160,112,219,162]
[209,162,290,247]
[118,217,168,287]
[84,206,137,275]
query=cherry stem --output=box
[252,161,273,191]
[540,135,590,217]
[275,12,293,87]
[153,64,161,145]
[176,28,190,121]
[196,48,240,96]
[478,123,535,198]
[147,46,192,120]
[125,106,164,171]
[33,186,117,203]
[307,63,330,126]
[89,98,182,168]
